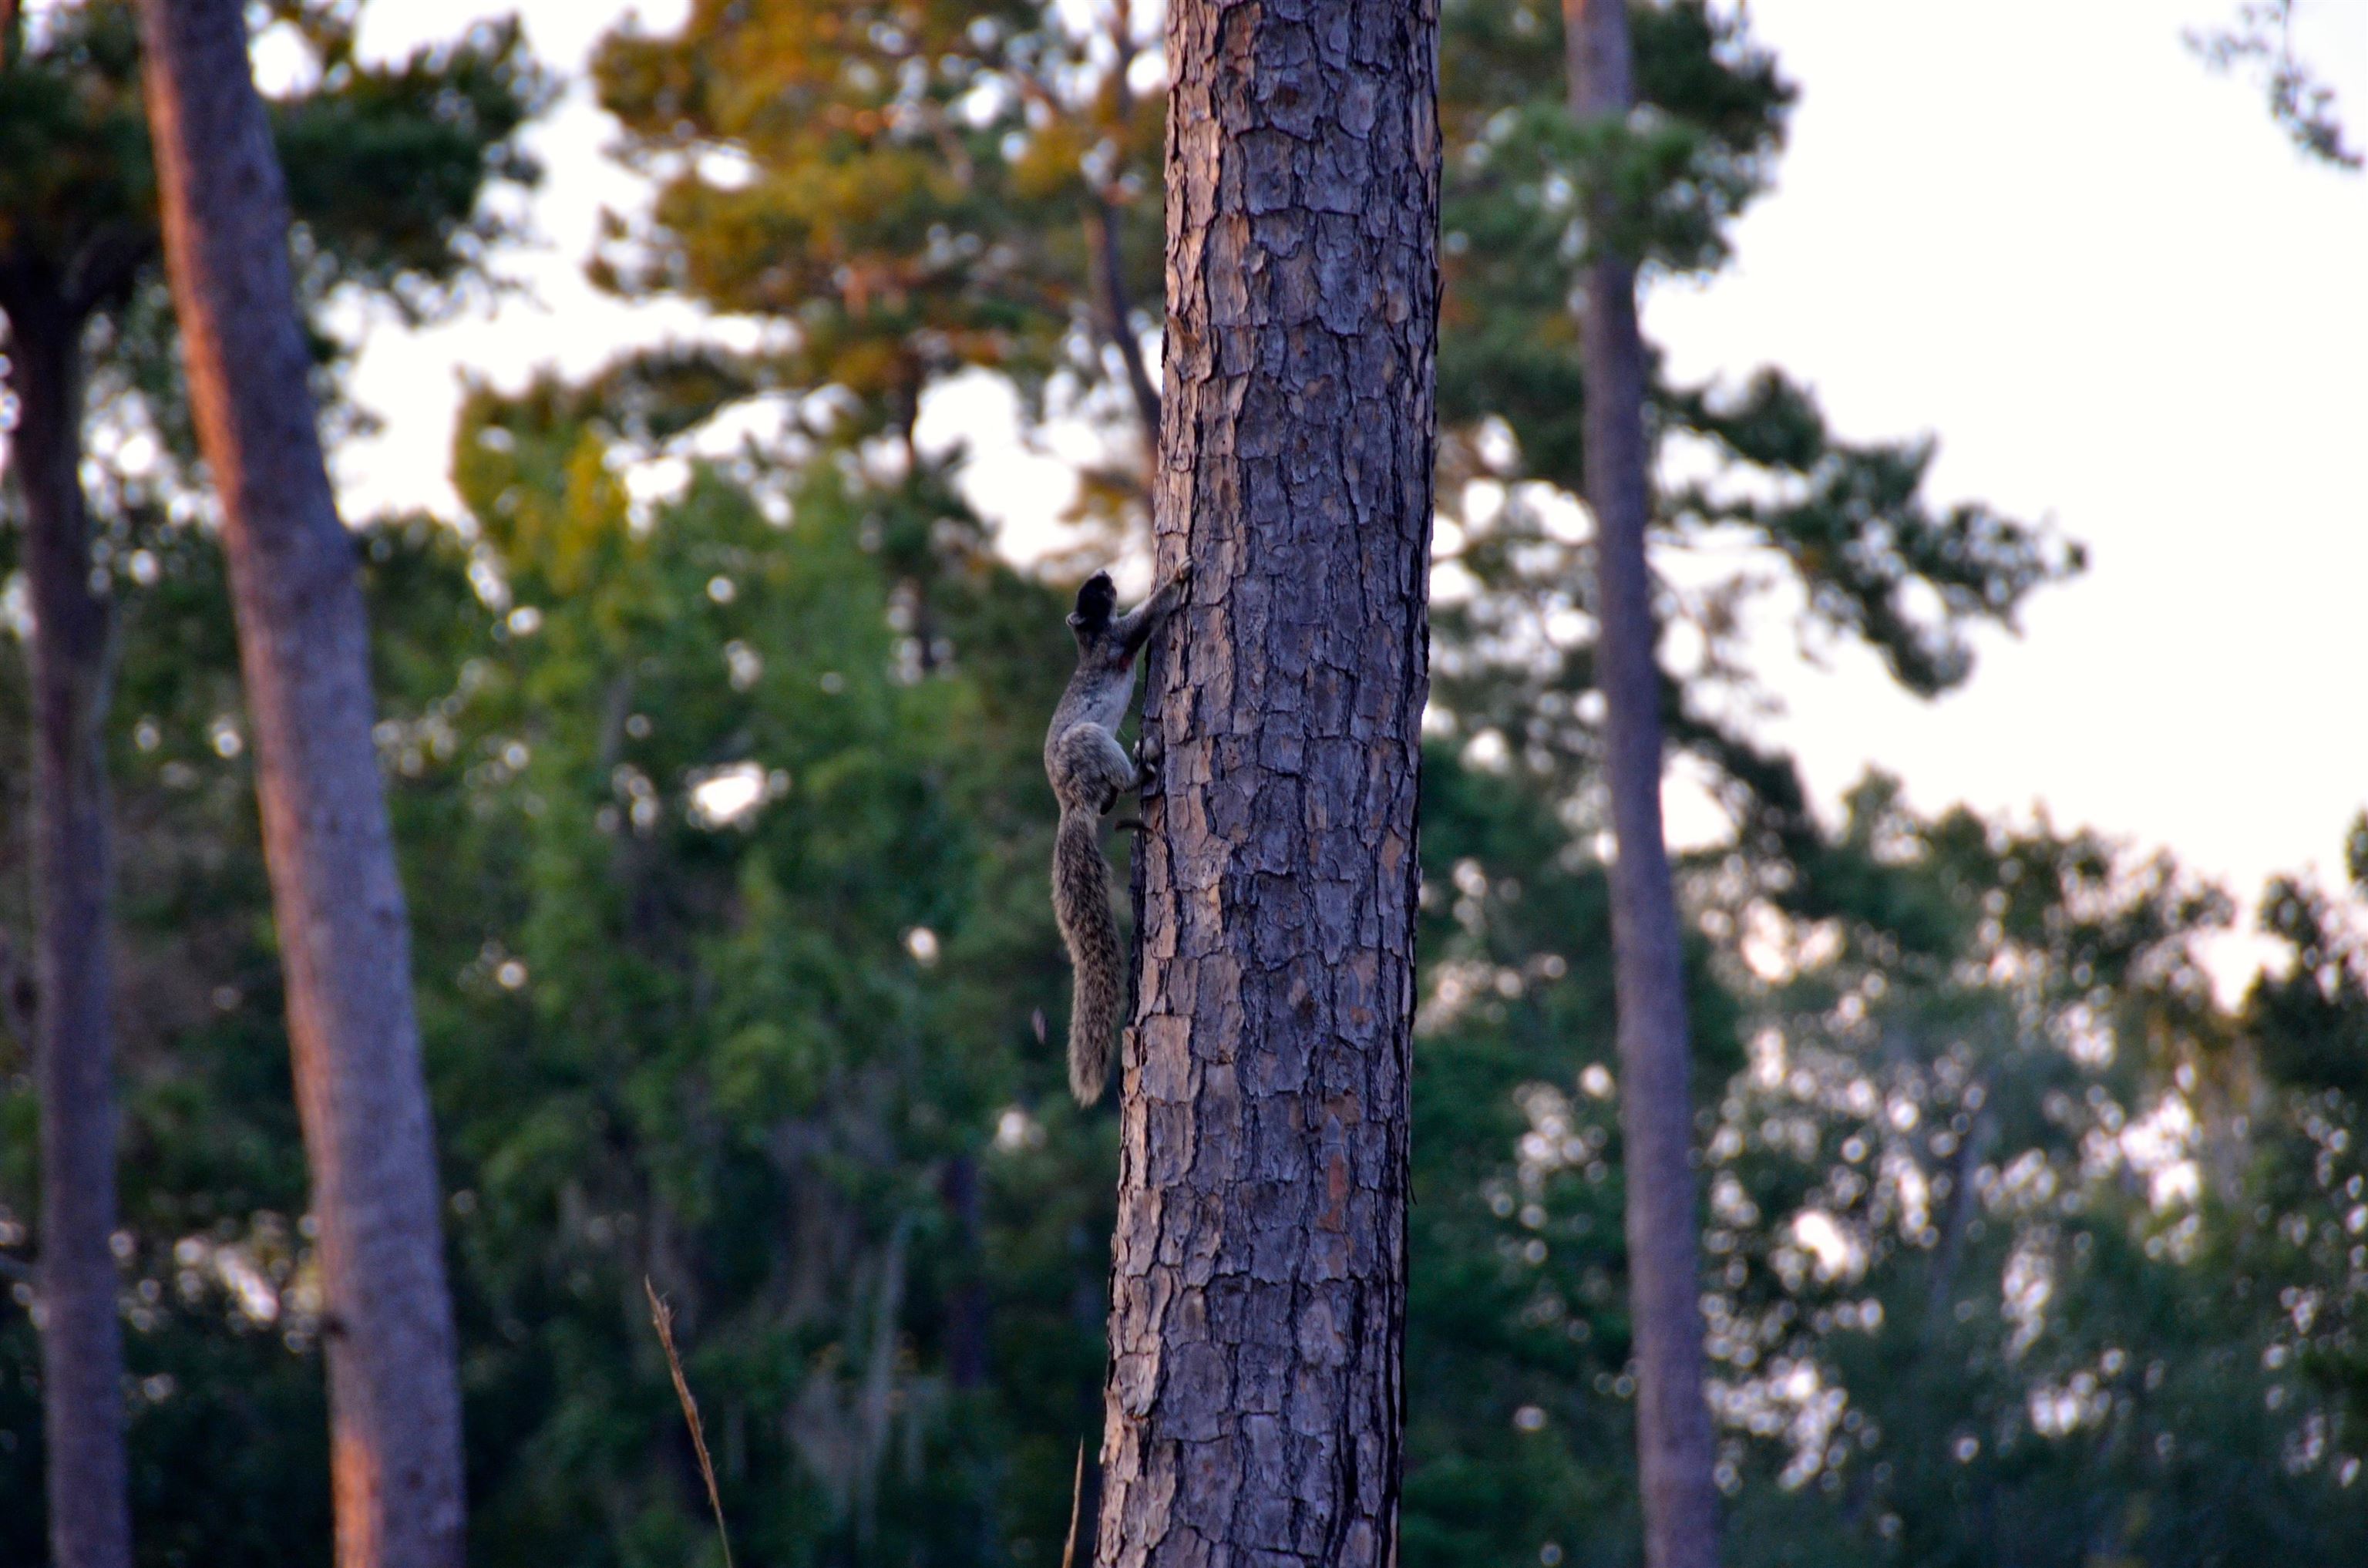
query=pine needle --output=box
[1060,1439,1085,1568]
[646,1277,735,1568]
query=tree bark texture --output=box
[4,287,133,1568]
[1563,5,1721,1567]
[133,3,465,1564]
[1096,5,1439,1564]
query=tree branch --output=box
[1082,200,1160,448]
[2187,0,2361,170]
[1088,0,1159,448]
[64,220,156,318]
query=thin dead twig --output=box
[1061,1439,1085,1568]
[646,1277,735,1568]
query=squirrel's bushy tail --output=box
[1053,805,1123,1105]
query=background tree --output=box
[0,4,538,1562]
[130,0,538,1560]
[591,0,1170,523]
[1094,2,1439,1562]
[1562,2,1719,1563]
[1424,0,2075,825]
[0,12,146,1563]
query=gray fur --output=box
[1045,562,1191,1104]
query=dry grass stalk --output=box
[646,1277,735,1568]
[1061,1439,1085,1568]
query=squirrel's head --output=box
[1067,571,1118,646]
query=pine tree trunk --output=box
[5,289,133,1568]
[1094,5,1439,1563]
[131,3,464,1564]
[1563,5,1721,1566]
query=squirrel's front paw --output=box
[1136,729,1166,796]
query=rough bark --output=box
[1095,4,1439,1564]
[1563,5,1721,1566]
[133,3,465,1564]
[3,284,132,1568]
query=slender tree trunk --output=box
[1095,5,1438,1563]
[5,290,133,1568]
[1563,5,1721,1566]
[132,4,464,1564]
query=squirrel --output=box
[1045,560,1192,1105]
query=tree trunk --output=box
[1095,5,1438,1564]
[132,4,465,1564]
[1563,5,1721,1567]
[5,286,133,1568]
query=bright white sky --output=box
[327,0,2367,991]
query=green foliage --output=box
[1430,0,2077,755]
[591,0,1155,433]
[0,0,548,490]
[2249,834,2368,1101]
[1687,786,2364,1565]
[2187,2,2362,171]
[5,351,2363,1562]
[0,2,151,273]
[270,8,550,315]
[0,0,545,298]
[1665,373,2086,695]
[378,382,1100,1562]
